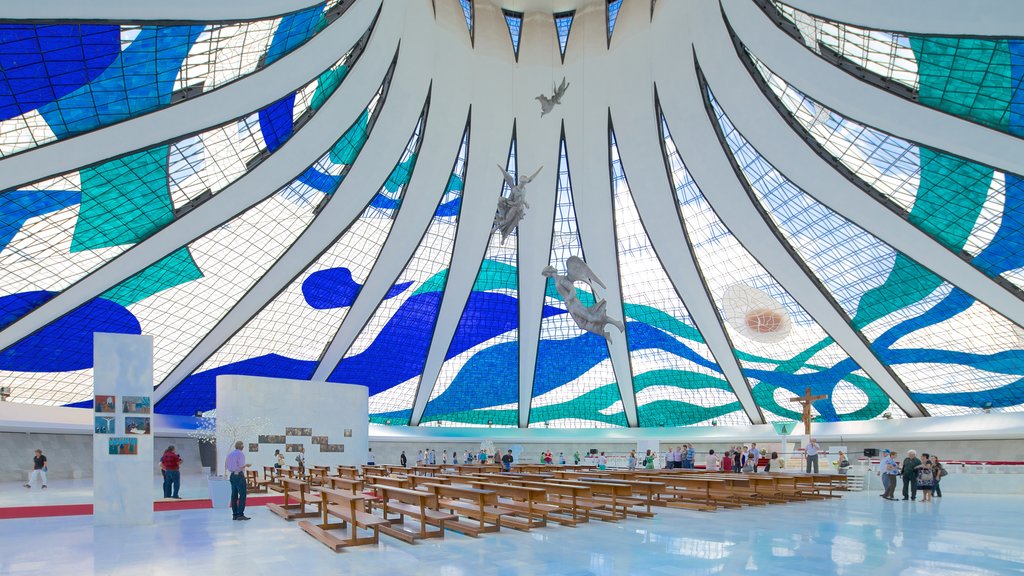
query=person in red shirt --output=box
[161,446,183,499]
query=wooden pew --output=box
[582,478,664,516]
[576,480,642,519]
[334,465,361,479]
[509,480,595,526]
[467,481,552,530]
[299,487,389,551]
[371,485,456,543]
[408,474,451,490]
[308,466,331,486]
[265,477,321,520]
[422,483,511,537]
[245,469,267,493]
[638,475,721,511]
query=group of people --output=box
[626,450,659,470]
[663,444,698,469]
[877,449,946,502]
[702,444,781,473]
[405,448,517,470]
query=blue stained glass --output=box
[504,11,523,60]
[607,0,623,42]
[459,0,474,36]
[554,13,574,58]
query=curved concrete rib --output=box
[1,0,327,21]
[410,0,514,426]
[726,0,1024,179]
[312,4,470,383]
[153,49,422,401]
[777,0,1024,37]
[706,3,1024,329]
[0,21,400,356]
[0,0,381,192]
[656,3,924,418]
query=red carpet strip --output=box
[0,495,285,520]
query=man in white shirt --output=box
[805,438,820,473]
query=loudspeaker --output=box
[863,448,879,457]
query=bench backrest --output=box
[375,485,438,508]
[423,483,498,507]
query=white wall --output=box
[215,375,368,474]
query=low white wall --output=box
[215,375,369,474]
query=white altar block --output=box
[93,333,154,526]
[215,376,369,475]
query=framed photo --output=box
[343,429,352,438]
[124,417,150,435]
[286,444,304,452]
[94,416,115,434]
[312,436,328,445]
[122,396,151,414]
[94,395,116,413]
[321,444,345,453]
[258,435,286,444]
[108,437,138,455]
[248,443,259,452]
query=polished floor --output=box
[0,474,211,507]
[1,493,1022,575]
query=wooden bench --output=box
[265,477,321,520]
[299,487,389,551]
[467,481,552,530]
[576,480,644,519]
[510,480,594,526]
[246,469,268,493]
[408,474,450,490]
[583,478,663,516]
[422,483,511,537]
[638,475,720,511]
[334,466,361,479]
[371,485,456,543]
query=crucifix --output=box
[790,387,827,436]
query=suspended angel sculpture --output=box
[493,164,542,244]
[542,256,625,343]
[536,77,570,117]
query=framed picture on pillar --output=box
[95,395,116,413]
[122,396,151,414]
[95,416,115,434]
[125,417,151,435]
[108,437,138,455]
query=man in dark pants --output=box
[901,450,921,501]
[225,440,251,520]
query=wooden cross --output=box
[790,387,828,436]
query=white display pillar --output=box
[93,333,155,526]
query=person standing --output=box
[901,450,922,500]
[597,452,608,471]
[416,450,424,466]
[274,449,284,469]
[429,449,437,465]
[880,450,900,500]
[733,449,742,473]
[559,452,566,465]
[452,451,459,465]
[805,439,820,474]
[463,450,470,464]
[837,450,850,475]
[225,441,251,521]
[501,449,514,473]
[161,446,183,499]
[643,449,656,470]
[574,450,581,465]
[931,455,945,498]
[400,451,408,467]
[686,444,696,470]
[24,449,47,490]
[628,450,637,471]
[295,446,306,474]
[722,450,733,472]
[768,451,784,472]
[705,449,720,472]
[748,443,760,473]
[915,453,935,502]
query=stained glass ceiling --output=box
[1,0,1022,427]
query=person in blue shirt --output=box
[748,443,760,473]
[685,445,696,469]
[878,449,900,500]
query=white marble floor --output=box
[1,493,1022,576]
[0,474,211,506]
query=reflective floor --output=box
[1,493,1022,575]
[0,474,211,506]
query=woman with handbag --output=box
[931,455,946,498]
[915,454,935,502]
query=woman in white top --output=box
[704,449,720,471]
[768,452,785,472]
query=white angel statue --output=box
[493,164,542,244]
[536,77,570,117]
[542,256,625,343]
